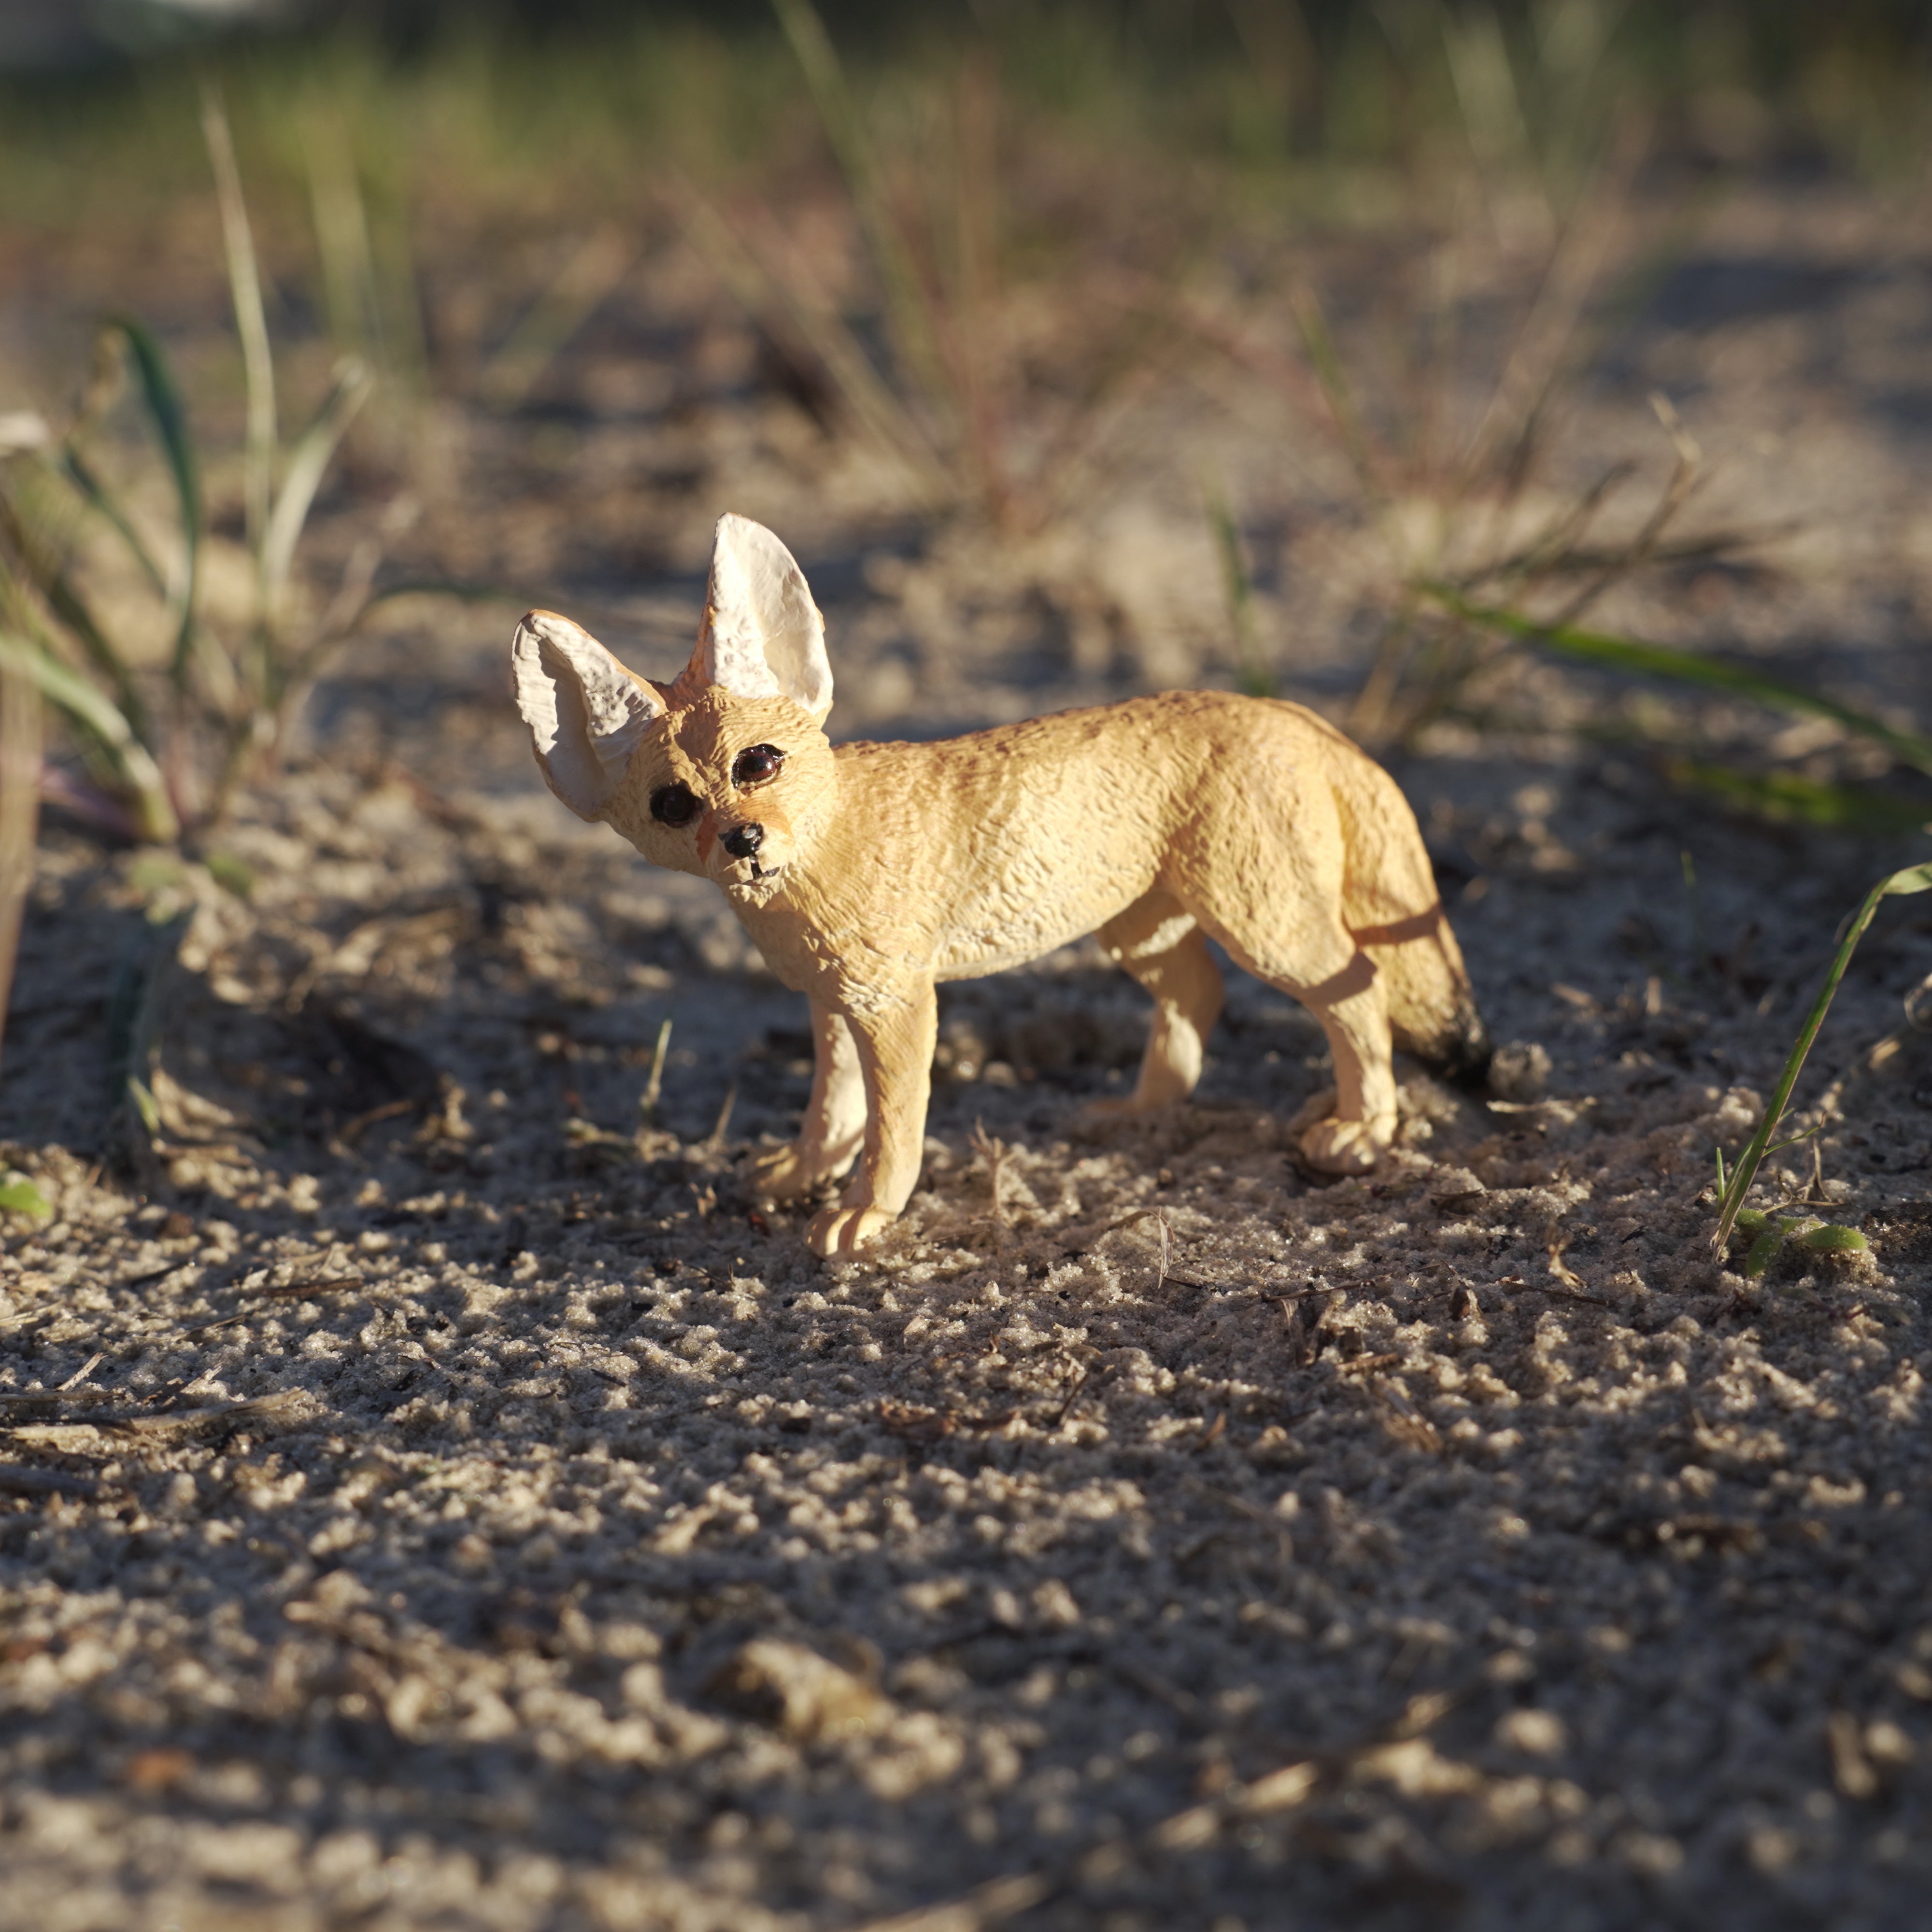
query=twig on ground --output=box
[1049,1363,1089,1428]
[0,1465,100,1499]
[968,1120,1007,1253]
[705,1081,739,1152]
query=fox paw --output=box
[1297,1115,1393,1175]
[750,1141,837,1203]
[806,1204,898,1259]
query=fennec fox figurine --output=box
[514,514,1488,1258]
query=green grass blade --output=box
[0,630,178,843]
[104,905,191,1158]
[1425,587,1932,778]
[200,83,277,554]
[1714,860,1932,1250]
[104,319,201,687]
[0,492,150,742]
[41,573,151,748]
[56,447,168,597]
[260,356,373,626]
[1660,758,1932,834]
[0,1177,50,1218]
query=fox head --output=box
[512,514,837,900]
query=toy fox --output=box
[514,514,1488,1257]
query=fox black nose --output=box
[721,823,764,860]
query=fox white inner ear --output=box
[690,513,833,717]
[512,610,660,821]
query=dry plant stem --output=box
[768,0,947,406]
[706,1081,738,1152]
[0,652,41,1083]
[947,56,1007,522]
[1538,395,1701,633]
[1714,862,1932,1250]
[1455,109,1648,495]
[669,184,949,508]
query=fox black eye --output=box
[651,783,699,828]
[732,744,784,788]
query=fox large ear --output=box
[512,610,661,821]
[687,513,833,718]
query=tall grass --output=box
[0,90,385,848]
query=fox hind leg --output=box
[1193,907,1398,1175]
[1088,888,1224,1116]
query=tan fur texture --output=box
[514,514,1488,1256]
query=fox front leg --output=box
[751,1001,866,1202]
[806,981,938,1259]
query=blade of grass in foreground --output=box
[0,632,177,844]
[104,320,202,688]
[1714,861,1932,1251]
[200,84,277,554]
[1422,587,1932,779]
[57,447,168,597]
[0,644,41,1086]
[260,356,373,625]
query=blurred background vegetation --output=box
[2,0,1931,864]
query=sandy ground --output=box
[1,173,1932,1931]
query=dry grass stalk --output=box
[639,1017,672,1123]
[705,1080,739,1152]
[683,1,1201,533]
[968,1119,1007,1252]
[480,226,636,410]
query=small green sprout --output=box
[0,1175,50,1218]
[1728,1206,1869,1280]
